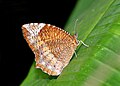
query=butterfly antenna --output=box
[74,19,89,47]
[74,19,79,34]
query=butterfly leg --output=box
[79,40,89,47]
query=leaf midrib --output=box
[83,0,115,42]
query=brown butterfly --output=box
[22,23,88,76]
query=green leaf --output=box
[21,0,120,86]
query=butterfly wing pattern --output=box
[22,23,79,76]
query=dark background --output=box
[0,0,77,85]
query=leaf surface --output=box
[21,0,120,86]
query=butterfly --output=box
[22,23,81,76]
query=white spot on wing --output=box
[41,61,46,65]
[36,66,40,68]
[48,65,52,70]
[34,23,38,25]
[30,23,33,26]
[47,24,51,26]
